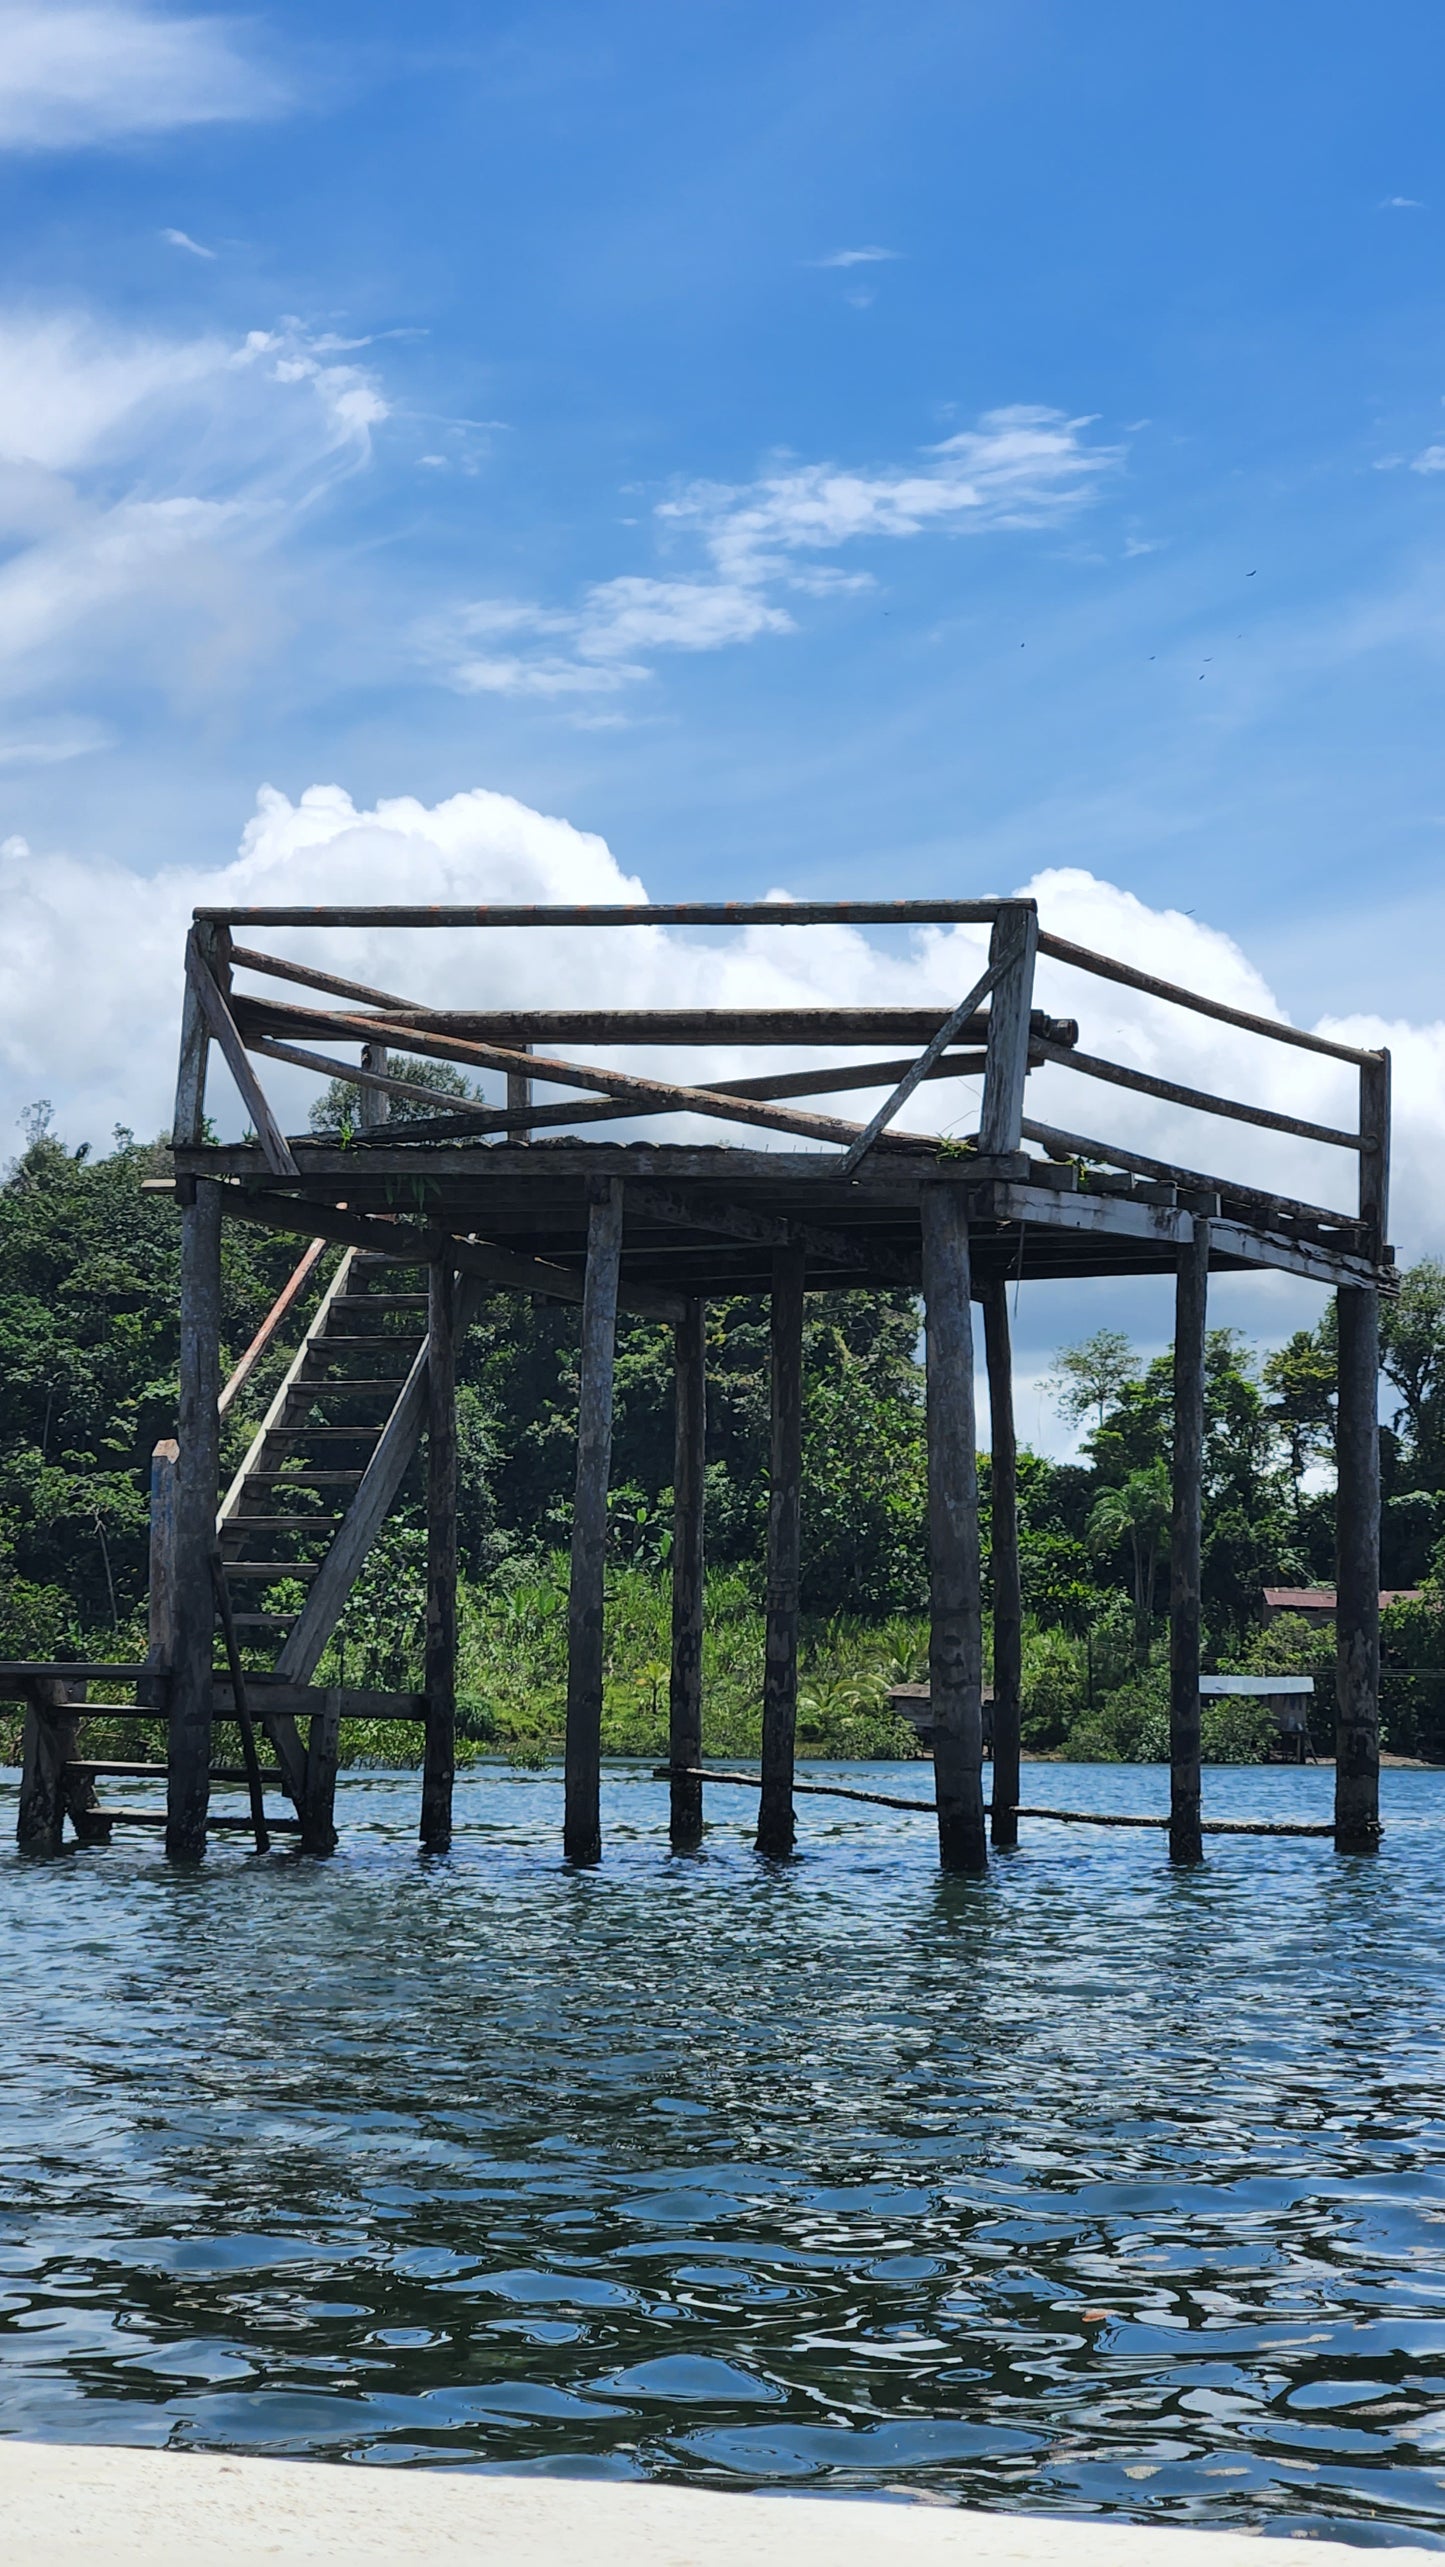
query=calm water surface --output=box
[2,1759,1445,2542]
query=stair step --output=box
[220,1562,321,1580]
[286,1378,412,1395]
[336,1294,428,1309]
[228,1612,300,1629]
[307,1335,424,1351]
[261,1425,385,1442]
[221,1515,344,1532]
[247,1471,367,1484]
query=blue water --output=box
[2,1759,1445,2543]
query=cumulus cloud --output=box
[3,788,1439,1296]
[1412,445,1445,475]
[161,226,215,259]
[0,3,285,149]
[0,309,387,701]
[429,407,1118,697]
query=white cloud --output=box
[2,794,1439,1300]
[809,246,901,269]
[0,3,284,149]
[1412,445,1445,475]
[429,407,1118,697]
[1381,196,1425,209]
[0,309,387,700]
[161,226,215,260]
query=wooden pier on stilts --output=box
[6,895,1394,1870]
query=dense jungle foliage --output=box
[4,1111,1445,1763]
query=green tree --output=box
[1088,1463,1170,1661]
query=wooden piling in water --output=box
[757,1245,804,1857]
[982,1279,1021,1851]
[303,1689,342,1856]
[1335,1284,1381,1853]
[168,1178,221,1860]
[921,1189,987,1874]
[565,1182,624,1863]
[421,1257,458,1853]
[669,1298,707,1851]
[1169,1214,1208,1866]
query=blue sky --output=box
[2,0,1444,1422]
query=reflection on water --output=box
[3,1760,1445,2543]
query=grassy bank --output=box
[3,1560,1352,1772]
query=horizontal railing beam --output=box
[1037,929,1372,1067]
[200,898,1018,928]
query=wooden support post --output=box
[669,1298,707,1850]
[564,1182,624,1863]
[421,1257,458,1852]
[1169,1214,1209,1866]
[303,1689,343,1855]
[146,1438,180,1709]
[1335,1285,1382,1853]
[172,922,215,1147]
[982,1279,1021,1851]
[17,1678,85,1853]
[168,1178,221,1859]
[921,1189,987,1874]
[359,1039,389,1129]
[977,901,1039,1157]
[507,1040,533,1145]
[758,1244,805,1857]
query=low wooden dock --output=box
[5,893,1393,1869]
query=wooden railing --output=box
[169,893,1391,1261]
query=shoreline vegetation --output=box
[4,1115,1445,1772]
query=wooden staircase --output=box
[209,1244,433,1834]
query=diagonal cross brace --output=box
[838,957,1006,1179]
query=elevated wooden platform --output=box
[16,892,1393,1874]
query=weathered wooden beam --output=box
[202,897,1014,928]
[1036,928,1372,1066]
[978,902,1040,1156]
[187,941,298,1177]
[627,1183,916,1288]
[233,992,936,1155]
[839,958,1004,1178]
[144,1437,179,1714]
[669,1300,707,1852]
[921,1188,987,1873]
[359,1039,390,1131]
[233,985,1079,1048]
[758,1245,805,1856]
[565,1183,624,1863]
[1035,1041,1362,1151]
[1020,1120,1357,1232]
[421,1258,458,1854]
[1335,1286,1382,1853]
[169,1178,221,1859]
[1169,1215,1209,1865]
[207,1185,687,1324]
[507,1039,533,1146]
[250,1034,482,1121]
[981,1280,1021,1852]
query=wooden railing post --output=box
[172,921,217,1147]
[977,901,1039,1158]
[981,1280,1021,1850]
[757,1246,805,1857]
[1358,1051,1391,1264]
[17,1678,85,1853]
[507,1041,533,1144]
[669,1298,707,1851]
[167,1178,221,1858]
[421,1257,458,1852]
[1169,1214,1209,1865]
[1335,1285,1382,1853]
[564,1181,624,1863]
[921,1187,987,1873]
[359,1040,390,1130]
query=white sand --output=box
[0,2440,1428,2567]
